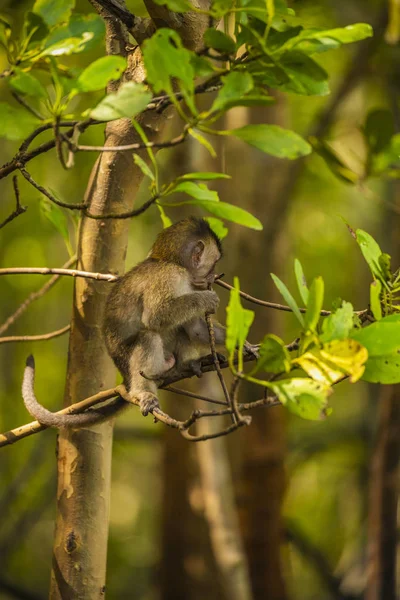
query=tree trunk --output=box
[49,20,169,600]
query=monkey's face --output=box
[191,238,221,288]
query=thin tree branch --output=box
[73,130,187,153]
[0,266,117,281]
[0,325,70,344]
[19,167,87,210]
[164,385,227,406]
[0,352,280,448]
[0,175,27,230]
[84,193,160,219]
[0,255,77,336]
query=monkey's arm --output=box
[185,318,226,345]
[146,290,218,331]
[22,356,129,428]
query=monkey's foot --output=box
[137,393,160,417]
[201,352,226,367]
[187,359,203,378]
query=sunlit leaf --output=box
[158,205,172,228]
[304,276,324,331]
[320,301,354,343]
[204,217,228,240]
[252,334,290,374]
[294,258,309,305]
[189,128,216,157]
[362,353,400,384]
[76,56,126,92]
[176,172,231,182]
[226,277,255,370]
[44,13,105,53]
[271,273,305,326]
[90,82,151,121]
[269,378,331,420]
[165,196,263,230]
[350,314,400,355]
[168,181,219,202]
[39,35,93,57]
[231,124,311,159]
[279,51,329,96]
[294,339,368,384]
[133,154,154,181]
[370,280,382,321]
[355,228,386,283]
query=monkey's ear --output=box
[192,240,205,267]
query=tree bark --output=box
[49,17,168,600]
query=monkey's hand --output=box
[137,392,160,416]
[203,290,220,315]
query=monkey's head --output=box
[150,217,222,287]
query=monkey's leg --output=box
[128,334,174,416]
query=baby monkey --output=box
[22,217,231,427]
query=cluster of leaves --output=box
[226,227,400,420]
[0,0,372,235]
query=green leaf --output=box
[33,0,75,27]
[176,172,231,182]
[189,128,216,157]
[212,95,275,110]
[204,217,228,240]
[22,12,48,44]
[0,103,40,140]
[204,28,236,54]
[269,378,331,420]
[226,277,255,370]
[169,181,219,202]
[231,124,311,159]
[165,196,263,230]
[279,51,329,96]
[252,334,290,374]
[364,109,394,154]
[143,29,194,102]
[158,205,172,228]
[10,69,47,98]
[294,339,368,385]
[133,154,154,181]
[294,259,309,305]
[40,197,72,254]
[39,35,93,57]
[320,301,354,343]
[362,353,400,384]
[271,273,305,326]
[44,13,105,53]
[90,82,152,121]
[350,314,400,356]
[305,276,324,332]
[75,56,126,93]
[211,71,254,113]
[355,229,386,283]
[302,23,373,45]
[370,280,382,321]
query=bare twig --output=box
[0,266,117,281]
[19,167,87,210]
[0,325,70,344]
[215,277,331,316]
[11,91,45,121]
[0,176,27,230]
[164,385,227,406]
[73,130,187,153]
[84,193,160,219]
[0,255,77,336]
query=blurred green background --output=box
[0,0,398,599]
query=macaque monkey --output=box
[22,217,237,427]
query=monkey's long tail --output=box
[22,355,126,428]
